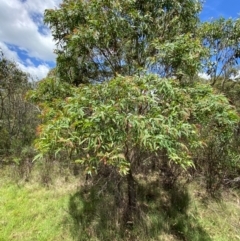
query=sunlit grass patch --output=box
[190,186,240,241]
[0,181,74,241]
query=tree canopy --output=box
[32,74,238,173]
[27,0,239,174]
[44,0,202,84]
[200,18,240,86]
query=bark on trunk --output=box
[127,168,136,222]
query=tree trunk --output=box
[127,168,136,223]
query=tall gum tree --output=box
[30,0,240,221]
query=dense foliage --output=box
[0,51,38,162]
[32,75,238,173]
[44,0,202,84]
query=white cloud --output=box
[0,0,62,80]
[0,42,50,80]
[18,63,50,81]
[198,72,211,80]
[0,42,20,62]
[23,0,61,16]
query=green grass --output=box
[0,179,75,241]
[0,172,240,241]
[190,187,240,241]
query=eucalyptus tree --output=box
[30,74,238,217]
[200,18,240,87]
[30,0,240,221]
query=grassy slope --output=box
[0,176,240,241]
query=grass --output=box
[0,168,240,241]
[190,187,240,241]
[0,177,75,241]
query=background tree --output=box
[199,18,240,87]
[196,18,240,190]
[0,50,38,166]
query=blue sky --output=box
[201,0,240,21]
[0,0,239,80]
